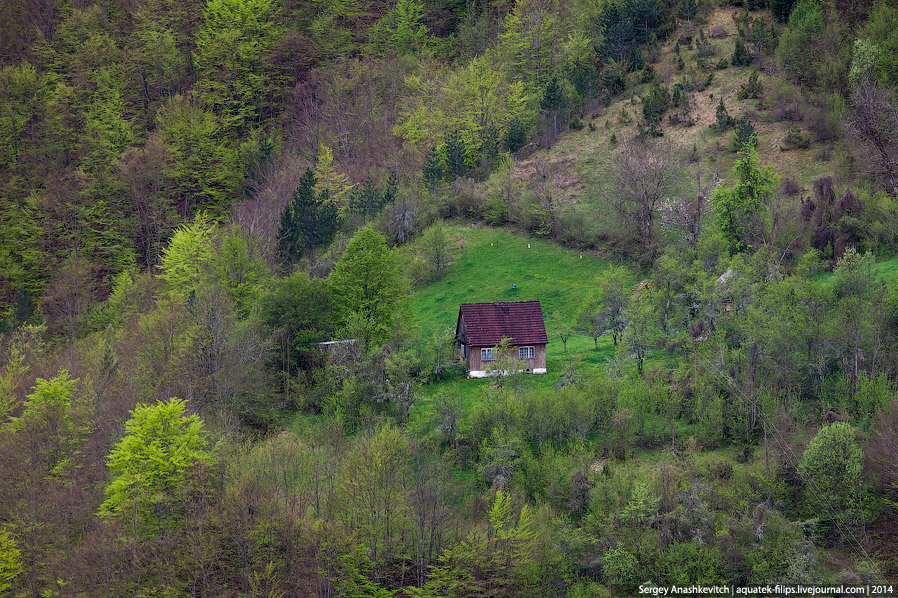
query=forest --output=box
[1,0,898,594]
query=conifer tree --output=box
[278,168,339,263]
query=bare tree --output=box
[844,81,898,196]
[606,139,684,257]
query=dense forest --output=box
[2,0,898,594]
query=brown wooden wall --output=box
[465,343,546,372]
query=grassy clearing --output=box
[407,224,634,339]
[405,224,651,426]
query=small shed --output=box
[455,301,549,377]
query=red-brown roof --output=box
[458,301,548,347]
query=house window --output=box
[519,346,534,359]
[481,348,496,361]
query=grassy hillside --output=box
[510,8,836,213]
[405,225,640,428]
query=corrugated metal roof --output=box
[458,301,548,347]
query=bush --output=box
[798,422,863,538]
[779,177,802,195]
[780,127,810,150]
[807,101,841,143]
[731,37,751,66]
[714,98,735,131]
[733,117,757,152]
[737,70,764,100]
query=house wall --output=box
[466,343,547,376]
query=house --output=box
[455,301,548,378]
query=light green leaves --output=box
[99,398,213,523]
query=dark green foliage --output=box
[781,126,810,149]
[712,144,778,252]
[328,226,407,347]
[350,175,397,220]
[772,0,797,22]
[738,70,765,99]
[443,130,469,180]
[733,117,757,151]
[679,0,698,23]
[601,58,629,95]
[503,117,529,154]
[642,82,671,135]
[715,97,736,131]
[541,76,568,139]
[732,36,752,66]
[261,273,335,378]
[601,1,639,62]
[278,169,340,263]
[568,59,599,101]
[422,146,445,189]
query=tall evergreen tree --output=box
[541,77,567,141]
[503,117,528,154]
[278,169,339,263]
[444,131,469,181]
[422,146,445,190]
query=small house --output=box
[455,301,548,377]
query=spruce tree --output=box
[422,146,444,190]
[444,131,469,180]
[731,37,751,67]
[503,117,528,154]
[278,168,339,263]
[715,97,735,131]
[733,117,757,152]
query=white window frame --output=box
[518,346,535,359]
[481,347,497,361]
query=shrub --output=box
[733,117,757,152]
[737,70,764,100]
[732,37,752,66]
[781,127,810,150]
[779,177,801,195]
[714,98,735,131]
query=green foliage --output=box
[9,371,87,474]
[422,146,445,190]
[797,421,862,530]
[444,130,470,181]
[602,542,639,593]
[737,70,764,99]
[329,227,407,347]
[155,95,238,216]
[261,273,336,355]
[369,0,430,55]
[211,230,269,316]
[775,0,846,90]
[578,265,632,347]
[660,540,725,585]
[503,117,528,154]
[862,1,898,87]
[641,82,670,134]
[731,37,752,67]
[849,39,879,88]
[0,530,22,595]
[159,215,216,299]
[278,168,340,262]
[314,144,355,210]
[193,0,285,134]
[711,143,778,253]
[733,117,757,152]
[99,398,214,526]
[771,0,797,22]
[714,97,735,131]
